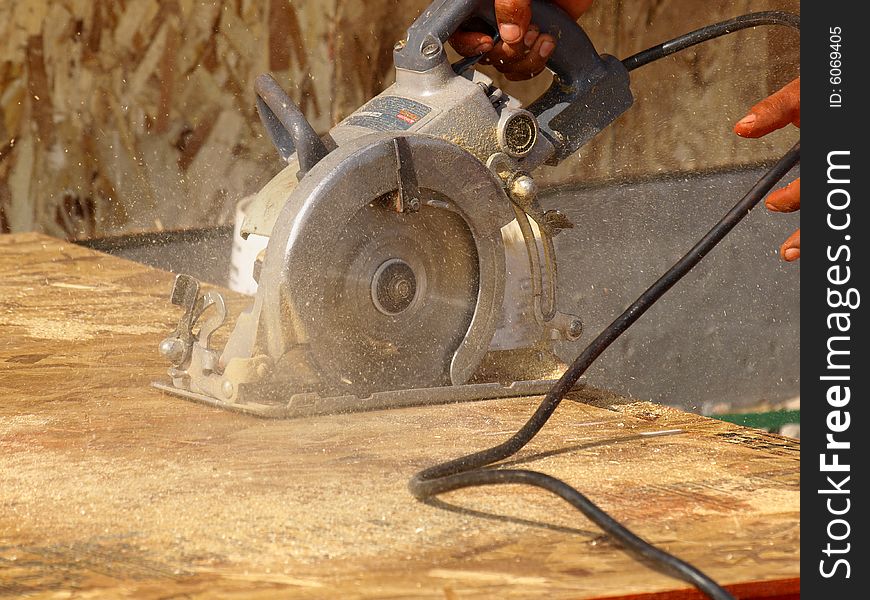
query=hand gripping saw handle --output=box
[394,0,634,163]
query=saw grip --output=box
[394,0,633,162]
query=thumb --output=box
[494,0,532,44]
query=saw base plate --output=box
[152,379,584,419]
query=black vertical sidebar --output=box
[802,1,867,597]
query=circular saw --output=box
[154,0,634,418]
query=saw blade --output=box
[300,198,480,395]
[254,133,512,397]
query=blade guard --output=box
[252,132,512,388]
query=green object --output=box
[714,409,800,431]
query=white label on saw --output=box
[344,96,432,131]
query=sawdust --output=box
[0,393,800,575]
[6,316,163,341]
[0,379,802,599]
[0,414,53,435]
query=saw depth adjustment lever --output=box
[394,0,633,163]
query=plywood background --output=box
[0,0,799,239]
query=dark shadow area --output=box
[422,496,601,539]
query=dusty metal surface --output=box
[151,378,582,419]
[1,233,799,599]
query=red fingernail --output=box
[540,41,555,58]
[474,42,493,55]
[736,114,757,127]
[784,248,800,261]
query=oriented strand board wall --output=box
[0,0,798,239]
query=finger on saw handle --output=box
[766,178,800,213]
[448,0,534,58]
[449,30,495,56]
[494,0,590,53]
[495,0,532,44]
[450,1,594,74]
[481,26,538,63]
[735,77,800,138]
[481,24,554,73]
[500,29,557,80]
[781,228,800,262]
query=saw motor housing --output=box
[156,0,633,417]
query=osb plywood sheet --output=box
[0,232,800,598]
[0,1,798,238]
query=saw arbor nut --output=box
[371,258,420,316]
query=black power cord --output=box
[622,11,800,72]
[410,12,800,600]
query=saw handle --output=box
[395,0,633,161]
[397,0,597,78]
[255,74,329,179]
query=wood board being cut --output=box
[0,233,798,599]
